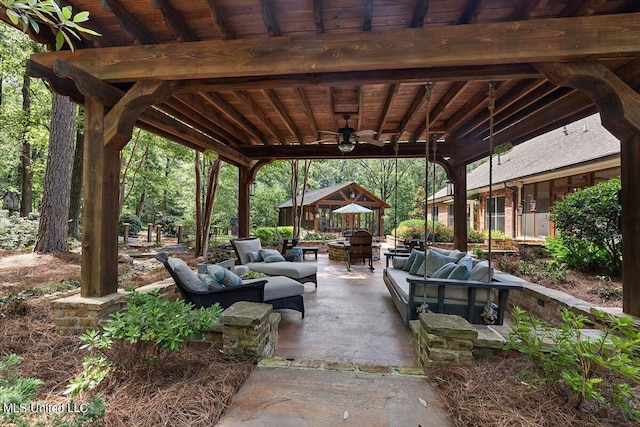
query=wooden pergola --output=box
[7,1,640,317]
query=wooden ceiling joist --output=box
[262,89,302,143]
[150,0,198,42]
[100,0,156,45]
[232,90,283,142]
[204,0,238,40]
[199,92,265,144]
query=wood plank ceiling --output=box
[12,0,640,166]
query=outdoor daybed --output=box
[231,237,318,287]
[383,247,522,325]
[156,252,305,317]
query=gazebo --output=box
[276,182,389,236]
[9,1,640,318]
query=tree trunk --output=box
[34,94,76,253]
[68,124,84,239]
[19,73,32,217]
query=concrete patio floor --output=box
[218,249,452,426]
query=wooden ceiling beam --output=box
[204,0,238,40]
[375,83,399,138]
[442,82,503,140]
[506,0,547,21]
[32,13,640,82]
[313,0,324,34]
[232,90,283,142]
[104,80,180,149]
[148,65,542,92]
[164,95,245,145]
[396,85,426,138]
[100,0,156,45]
[452,79,547,140]
[363,0,374,32]
[150,0,198,42]
[262,89,302,143]
[457,0,487,24]
[48,58,249,164]
[235,141,461,159]
[409,0,431,28]
[199,92,266,144]
[413,81,467,141]
[260,0,281,37]
[574,0,607,16]
[294,87,320,142]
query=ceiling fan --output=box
[318,114,385,152]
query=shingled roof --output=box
[431,114,620,200]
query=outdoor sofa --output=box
[383,247,522,325]
[156,252,305,317]
[231,237,318,287]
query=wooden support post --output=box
[81,97,119,298]
[177,224,183,244]
[123,223,130,244]
[238,166,251,237]
[451,163,468,253]
[147,223,153,242]
[155,224,162,244]
[621,134,640,317]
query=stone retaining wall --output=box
[51,281,280,361]
[411,313,506,366]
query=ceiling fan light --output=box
[338,142,355,153]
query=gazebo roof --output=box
[277,182,389,209]
[13,1,640,167]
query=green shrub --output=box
[548,178,621,275]
[506,307,640,422]
[251,227,278,245]
[0,211,39,249]
[118,213,143,236]
[546,235,612,275]
[156,215,181,237]
[467,228,484,243]
[68,290,223,397]
[249,226,295,245]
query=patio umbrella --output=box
[332,203,373,214]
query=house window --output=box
[485,196,505,232]
[431,206,439,222]
[447,204,454,226]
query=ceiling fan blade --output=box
[308,138,336,144]
[355,129,377,136]
[360,138,385,147]
[319,130,340,135]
